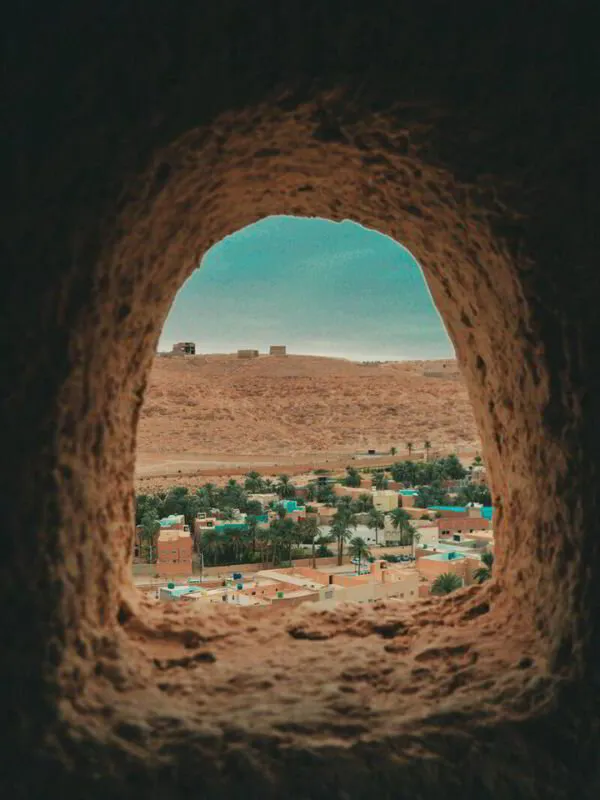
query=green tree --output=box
[331,508,357,565]
[305,483,318,502]
[136,493,161,525]
[390,446,397,456]
[276,474,296,499]
[415,481,448,508]
[406,442,413,458]
[159,485,193,521]
[389,508,415,544]
[438,454,467,480]
[316,484,336,505]
[299,516,321,568]
[220,479,247,509]
[348,536,372,574]
[424,440,432,462]
[456,483,492,506]
[473,551,494,583]
[242,499,263,516]
[353,492,374,512]
[372,470,388,490]
[195,483,217,511]
[140,511,160,562]
[245,515,260,557]
[201,528,222,566]
[226,525,247,563]
[270,516,298,565]
[366,508,385,545]
[256,526,272,568]
[336,495,354,512]
[244,470,265,493]
[431,572,463,595]
[343,466,361,488]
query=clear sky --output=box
[159,215,453,361]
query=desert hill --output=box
[136,354,479,482]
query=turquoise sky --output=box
[159,216,453,361]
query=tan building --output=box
[156,529,193,577]
[416,551,480,587]
[237,349,259,359]
[333,485,367,499]
[308,503,337,525]
[413,524,439,549]
[373,490,399,512]
[437,514,490,540]
[172,341,195,355]
[269,345,287,356]
[247,492,278,508]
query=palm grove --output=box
[135,455,491,570]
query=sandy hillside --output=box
[136,354,479,473]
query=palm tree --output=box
[244,470,264,493]
[473,551,494,583]
[220,506,236,521]
[372,471,388,490]
[245,515,259,558]
[354,492,374,512]
[424,440,432,462]
[406,442,414,459]
[348,536,372,574]
[227,526,247,563]
[305,483,317,502]
[336,495,353,511]
[201,529,222,566]
[431,572,463,595]
[299,517,320,568]
[278,517,298,565]
[366,508,385,545]
[343,466,361,488]
[256,526,272,568]
[140,511,160,563]
[276,474,296,499]
[389,508,415,544]
[390,446,397,456]
[331,509,357,566]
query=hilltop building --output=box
[172,341,196,355]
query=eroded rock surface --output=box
[3,2,600,797]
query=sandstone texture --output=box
[3,1,600,798]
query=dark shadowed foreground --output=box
[3,2,599,798]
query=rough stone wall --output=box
[3,1,600,797]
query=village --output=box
[133,451,494,613]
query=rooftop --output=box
[421,551,466,562]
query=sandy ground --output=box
[135,354,479,491]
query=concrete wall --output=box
[373,491,399,511]
[415,525,439,548]
[157,562,193,578]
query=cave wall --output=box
[3,1,600,797]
